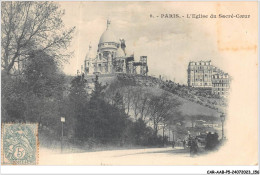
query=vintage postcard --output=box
[1,1,258,166]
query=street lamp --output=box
[220,113,225,139]
[61,117,65,153]
[168,125,171,142]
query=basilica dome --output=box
[99,29,117,44]
[99,20,118,44]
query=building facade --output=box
[84,20,148,76]
[211,72,230,96]
[187,61,230,96]
[187,61,213,88]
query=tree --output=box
[97,102,128,142]
[23,50,65,98]
[1,2,75,75]
[86,76,128,143]
[1,72,27,122]
[69,75,88,104]
[68,75,89,139]
[24,51,66,129]
[168,113,187,140]
[138,90,152,122]
[125,87,151,122]
[91,75,107,101]
[148,92,181,137]
[1,51,66,124]
[129,118,153,145]
[112,91,125,112]
[87,75,107,139]
[130,87,142,121]
[122,86,133,115]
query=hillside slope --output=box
[115,73,227,114]
[83,73,222,118]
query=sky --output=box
[59,1,256,84]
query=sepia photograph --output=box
[0,0,258,170]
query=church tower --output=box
[84,43,95,74]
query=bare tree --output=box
[1,2,75,75]
[122,86,133,115]
[166,111,185,140]
[130,87,142,121]
[137,90,153,123]
[148,91,181,136]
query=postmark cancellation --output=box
[1,123,38,165]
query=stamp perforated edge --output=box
[1,123,39,165]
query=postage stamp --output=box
[1,123,38,165]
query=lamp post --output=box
[168,126,171,142]
[61,117,65,153]
[172,130,175,142]
[220,113,225,139]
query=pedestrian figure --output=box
[190,138,199,156]
[193,138,199,155]
[188,137,192,155]
[205,132,212,150]
[213,132,219,148]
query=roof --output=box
[116,47,125,57]
[85,45,96,60]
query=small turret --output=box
[84,43,95,74]
[120,38,126,54]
